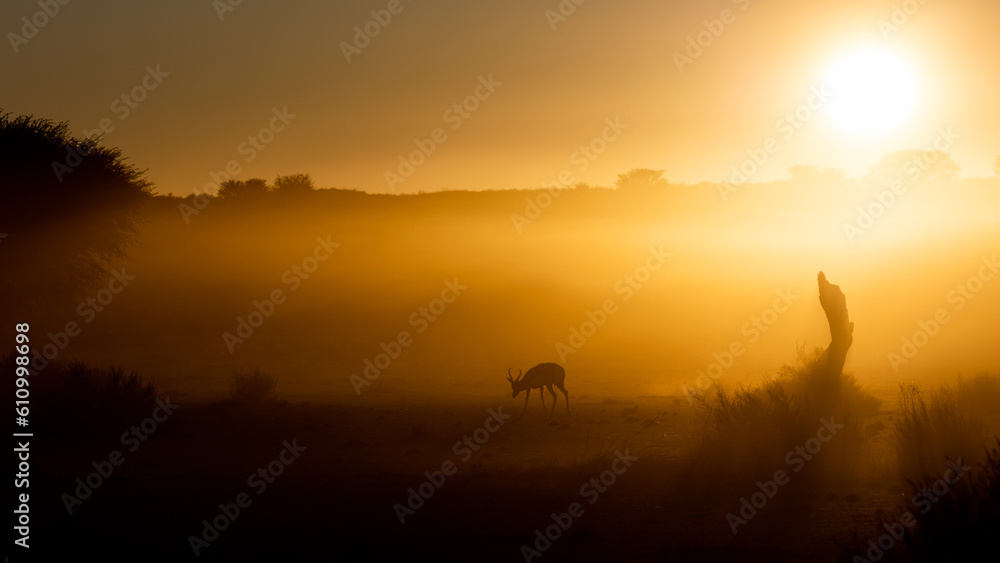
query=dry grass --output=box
[4,356,159,435]
[229,367,279,403]
[893,372,1000,482]
[836,372,1000,561]
[841,439,1000,562]
[687,351,882,488]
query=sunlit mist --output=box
[3,0,1000,560]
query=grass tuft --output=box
[686,349,881,489]
[229,367,278,403]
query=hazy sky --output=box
[3,0,998,194]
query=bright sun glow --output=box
[824,48,919,137]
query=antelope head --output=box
[506,367,524,398]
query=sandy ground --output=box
[25,395,907,562]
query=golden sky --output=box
[3,0,998,194]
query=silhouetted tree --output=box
[244,177,269,194]
[217,178,270,200]
[867,150,959,187]
[217,180,240,199]
[0,111,153,316]
[615,168,667,190]
[788,164,819,182]
[273,173,315,194]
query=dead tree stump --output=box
[814,272,854,402]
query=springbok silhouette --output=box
[506,363,570,419]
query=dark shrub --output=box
[229,367,278,403]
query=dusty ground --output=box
[27,394,906,562]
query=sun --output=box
[823,47,920,137]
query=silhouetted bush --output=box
[842,442,1000,562]
[67,360,155,401]
[689,351,880,487]
[4,356,159,435]
[894,377,996,483]
[273,173,315,194]
[229,367,278,402]
[952,372,1000,425]
[614,168,668,190]
[0,111,153,317]
[217,178,270,201]
[893,442,1000,562]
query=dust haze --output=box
[3,0,1000,561]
